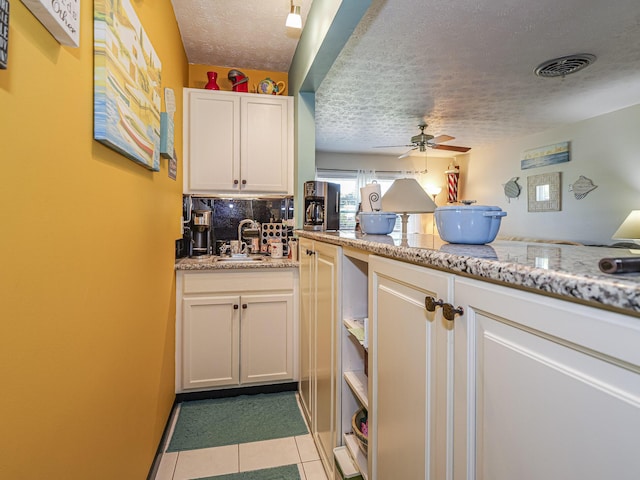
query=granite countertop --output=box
[296,230,640,317]
[175,255,298,271]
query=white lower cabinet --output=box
[369,254,640,480]
[176,269,297,393]
[370,255,455,480]
[453,276,640,480]
[298,238,341,478]
[302,241,640,480]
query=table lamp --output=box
[612,210,640,254]
[381,178,437,237]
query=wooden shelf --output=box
[344,370,368,409]
[344,433,368,480]
[343,317,367,349]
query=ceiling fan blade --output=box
[373,144,414,148]
[398,147,418,159]
[430,144,471,153]
[432,134,455,144]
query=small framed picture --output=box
[528,172,561,212]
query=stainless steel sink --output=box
[215,255,265,262]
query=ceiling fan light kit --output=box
[375,124,471,158]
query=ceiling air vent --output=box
[534,54,596,78]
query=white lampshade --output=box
[382,178,437,213]
[381,178,437,236]
[613,210,640,242]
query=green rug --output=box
[196,464,300,480]
[167,392,308,452]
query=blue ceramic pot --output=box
[435,205,507,244]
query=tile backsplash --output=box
[181,196,294,256]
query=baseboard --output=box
[175,381,298,403]
[147,397,179,480]
[147,382,299,479]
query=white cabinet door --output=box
[183,89,292,195]
[177,269,297,393]
[299,238,315,423]
[240,293,294,384]
[453,277,640,480]
[182,295,240,390]
[370,256,455,480]
[314,241,341,477]
[241,95,291,193]
[184,90,240,192]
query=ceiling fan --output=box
[375,124,471,159]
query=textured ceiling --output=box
[171,0,313,71]
[172,0,640,158]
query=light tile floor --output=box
[154,395,328,480]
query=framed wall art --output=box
[521,141,570,170]
[21,0,79,47]
[528,172,561,212]
[94,0,162,171]
[0,0,8,69]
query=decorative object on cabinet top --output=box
[295,230,640,316]
[255,78,286,95]
[228,69,249,92]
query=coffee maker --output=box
[192,210,212,256]
[303,181,340,231]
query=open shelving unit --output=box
[337,247,370,479]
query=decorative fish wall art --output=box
[503,177,521,202]
[569,175,598,200]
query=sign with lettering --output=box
[0,0,8,69]
[21,0,79,47]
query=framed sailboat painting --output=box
[93,0,162,171]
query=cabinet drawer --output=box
[182,270,295,294]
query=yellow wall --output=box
[0,2,186,479]
[189,64,289,94]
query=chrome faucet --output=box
[238,219,261,245]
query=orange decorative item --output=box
[228,69,249,92]
[204,71,220,90]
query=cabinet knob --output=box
[306,249,315,256]
[234,179,239,185]
[442,303,464,321]
[425,296,444,312]
[242,179,247,185]
[234,304,239,309]
[242,303,248,309]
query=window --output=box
[316,169,424,233]
[315,171,359,230]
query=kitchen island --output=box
[296,230,640,316]
[297,230,640,480]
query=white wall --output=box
[315,151,470,207]
[464,104,640,245]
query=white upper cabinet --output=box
[183,89,293,195]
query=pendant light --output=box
[286,1,302,29]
